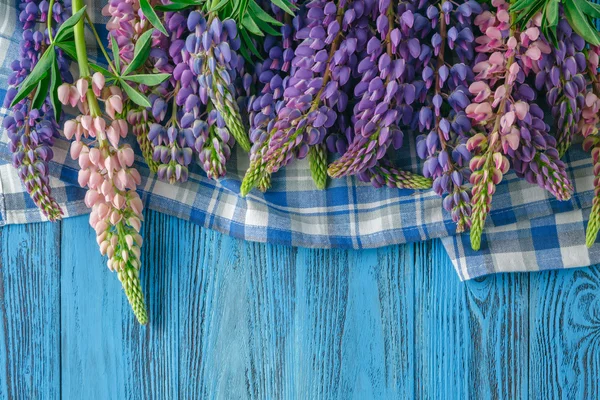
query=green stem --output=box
[85,13,118,74]
[47,0,55,42]
[72,0,101,117]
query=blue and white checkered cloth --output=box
[1,0,599,280]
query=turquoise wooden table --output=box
[1,210,599,399]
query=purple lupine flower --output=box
[184,108,235,179]
[148,122,194,183]
[413,1,479,233]
[535,17,587,156]
[4,0,73,221]
[260,0,356,173]
[327,0,429,178]
[139,10,199,183]
[186,13,251,151]
[508,100,572,199]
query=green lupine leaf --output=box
[32,74,50,110]
[111,37,121,74]
[123,29,153,76]
[54,5,87,42]
[120,80,152,107]
[242,12,263,36]
[248,0,283,26]
[139,0,168,36]
[546,0,559,26]
[90,63,116,79]
[56,40,77,60]
[270,0,297,15]
[49,59,62,121]
[240,28,262,59]
[209,0,230,12]
[238,39,251,61]
[564,0,600,45]
[155,3,191,11]
[509,0,534,12]
[579,0,600,18]
[11,48,54,107]
[545,0,559,46]
[170,0,202,4]
[252,14,281,36]
[124,73,171,85]
[515,0,545,28]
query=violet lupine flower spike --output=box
[241,10,296,196]
[466,2,572,250]
[65,0,148,324]
[148,85,195,184]
[535,17,588,157]
[3,0,73,221]
[187,13,252,152]
[415,1,479,233]
[357,157,433,189]
[189,105,235,179]
[262,0,348,174]
[327,0,425,178]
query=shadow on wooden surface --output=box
[0,210,599,399]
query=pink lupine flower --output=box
[466,0,572,251]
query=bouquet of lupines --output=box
[3,0,73,221]
[415,0,480,232]
[7,0,600,322]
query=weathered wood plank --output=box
[60,214,127,400]
[60,212,179,400]
[529,265,600,399]
[413,239,529,399]
[5,208,600,399]
[178,228,259,399]
[0,221,61,399]
[178,229,416,399]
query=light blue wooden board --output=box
[0,211,599,399]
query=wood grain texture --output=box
[529,266,600,400]
[0,210,599,399]
[0,222,61,399]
